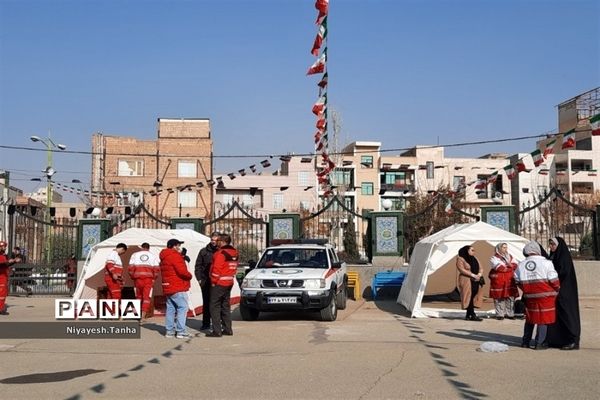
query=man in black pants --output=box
[206,234,239,338]
[195,232,220,331]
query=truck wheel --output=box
[336,282,347,310]
[320,294,337,321]
[240,303,259,321]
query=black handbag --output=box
[479,276,486,286]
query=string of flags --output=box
[463,113,600,190]
[308,0,335,197]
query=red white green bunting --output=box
[543,138,556,157]
[591,114,600,136]
[311,17,327,57]
[531,149,544,166]
[504,164,517,180]
[562,129,575,149]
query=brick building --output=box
[91,118,213,218]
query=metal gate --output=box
[403,194,479,262]
[518,188,598,259]
[8,208,78,296]
[300,196,370,262]
[202,201,268,264]
[110,203,171,235]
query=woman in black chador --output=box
[547,237,581,350]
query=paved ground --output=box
[0,296,598,400]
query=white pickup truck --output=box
[240,241,348,321]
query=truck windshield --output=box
[257,248,328,269]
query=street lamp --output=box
[30,135,66,263]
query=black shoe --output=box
[561,343,579,351]
[222,331,233,336]
[534,342,548,350]
[521,340,530,348]
[205,332,222,337]
[496,316,504,320]
[200,325,211,331]
[466,315,483,321]
[506,316,515,320]
[0,310,9,316]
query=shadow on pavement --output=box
[437,328,522,347]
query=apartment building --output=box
[533,87,600,201]
[91,118,213,218]
[213,157,319,215]
[329,142,513,213]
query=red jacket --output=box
[210,245,239,287]
[160,248,192,295]
[0,253,9,277]
[488,253,519,299]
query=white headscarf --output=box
[523,241,541,256]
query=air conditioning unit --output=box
[492,191,503,203]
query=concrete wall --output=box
[574,260,600,297]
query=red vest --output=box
[210,245,239,287]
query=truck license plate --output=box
[268,297,296,304]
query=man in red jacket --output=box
[160,238,193,339]
[104,243,128,300]
[206,234,239,337]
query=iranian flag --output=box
[543,138,557,157]
[590,114,600,136]
[516,158,530,172]
[307,51,326,75]
[315,0,329,24]
[504,164,517,180]
[588,169,598,177]
[311,17,327,56]
[487,171,499,184]
[531,149,544,166]
[318,72,328,88]
[312,95,327,116]
[445,200,453,215]
[474,180,486,189]
[562,129,575,149]
[316,117,326,130]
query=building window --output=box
[477,174,488,199]
[177,191,196,208]
[361,182,374,195]
[242,195,254,207]
[331,169,353,187]
[273,193,284,209]
[453,176,465,191]
[426,161,434,179]
[117,160,143,176]
[361,156,373,168]
[298,171,310,186]
[178,160,197,178]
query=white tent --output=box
[397,221,530,318]
[73,228,241,316]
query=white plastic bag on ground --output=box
[478,341,509,352]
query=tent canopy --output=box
[397,221,530,318]
[73,228,239,315]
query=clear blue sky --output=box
[1,0,598,196]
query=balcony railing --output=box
[380,183,415,193]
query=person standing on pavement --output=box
[160,239,192,339]
[489,243,519,320]
[546,237,581,350]
[104,243,127,300]
[206,234,239,337]
[195,231,220,331]
[9,246,33,297]
[129,243,161,319]
[456,245,484,321]
[514,241,560,350]
[0,241,15,315]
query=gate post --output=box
[595,204,600,260]
[269,213,300,243]
[480,205,516,233]
[369,211,403,269]
[171,217,204,234]
[77,219,111,261]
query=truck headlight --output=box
[304,279,326,289]
[242,279,261,289]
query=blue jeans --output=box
[165,292,188,335]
